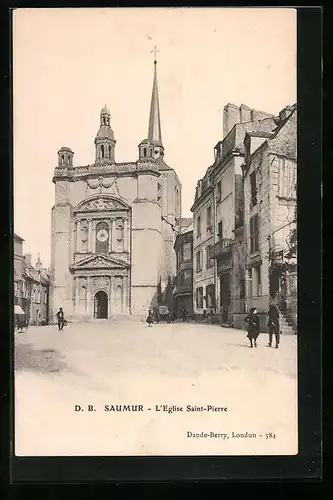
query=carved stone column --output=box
[108,219,112,253]
[76,221,80,253]
[123,218,128,252]
[86,277,91,314]
[87,219,92,253]
[111,220,117,252]
[74,277,79,311]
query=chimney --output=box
[35,253,43,271]
[279,105,293,122]
[223,103,240,138]
[240,104,252,124]
[24,253,32,267]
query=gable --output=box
[71,254,129,270]
[74,194,130,213]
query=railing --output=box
[209,238,233,260]
[173,282,192,295]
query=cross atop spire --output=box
[148,50,163,147]
[150,45,159,64]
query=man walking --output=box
[267,303,280,349]
[56,307,65,331]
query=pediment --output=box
[71,254,129,270]
[74,194,130,213]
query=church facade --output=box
[50,60,182,321]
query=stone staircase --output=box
[280,312,296,335]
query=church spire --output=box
[138,48,164,161]
[148,47,163,147]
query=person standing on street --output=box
[146,309,154,327]
[244,307,260,348]
[267,303,280,349]
[56,307,65,331]
[182,308,188,322]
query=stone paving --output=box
[14,320,298,457]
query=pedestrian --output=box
[267,303,280,349]
[244,307,260,348]
[146,309,154,327]
[182,308,188,322]
[172,310,176,323]
[56,307,65,331]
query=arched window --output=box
[100,145,105,159]
[109,146,112,158]
[143,147,147,157]
[96,221,109,255]
[61,154,64,164]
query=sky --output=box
[13,8,297,268]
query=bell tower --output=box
[94,105,116,163]
[138,49,164,161]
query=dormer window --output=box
[100,145,105,159]
[143,147,147,157]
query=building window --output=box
[109,146,112,158]
[256,266,262,297]
[278,158,296,198]
[196,251,202,271]
[196,216,201,238]
[14,282,18,296]
[182,242,192,262]
[100,144,105,159]
[206,206,212,231]
[250,171,257,206]
[206,246,213,267]
[206,284,216,308]
[216,180,222,201]
[249,215,259,254]
[143,147,147,157]
[217,220,223,240]
[196,287,204,309]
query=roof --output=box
[96,125,114,140]
[14,233,24,242]
[58,146,73,153]
[158,159,173,171]
[267,108,297,158]
[101,105,110,115]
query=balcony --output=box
[209,238,233,260]
[173,282,193,296]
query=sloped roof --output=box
[268,108,297,158]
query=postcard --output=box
[13,7,298,458]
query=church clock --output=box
[96,229,109,242]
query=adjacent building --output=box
[173,219,193,318]
[14,233,24,306]
[191,103,275,323]
[191,102,297,331]
[23,254,50,325]
[14,234,50,326]
[242,104,297,331]
[50,59,182,321]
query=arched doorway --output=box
[94,291,108,319]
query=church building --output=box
[50,58,182,321]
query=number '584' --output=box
[266,432,276,439]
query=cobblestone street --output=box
[14,321,298,457]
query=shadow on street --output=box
[14,342,67,374]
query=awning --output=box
[14,305,25,315]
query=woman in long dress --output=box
[146,310,154,327]
[244,307,260,348]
